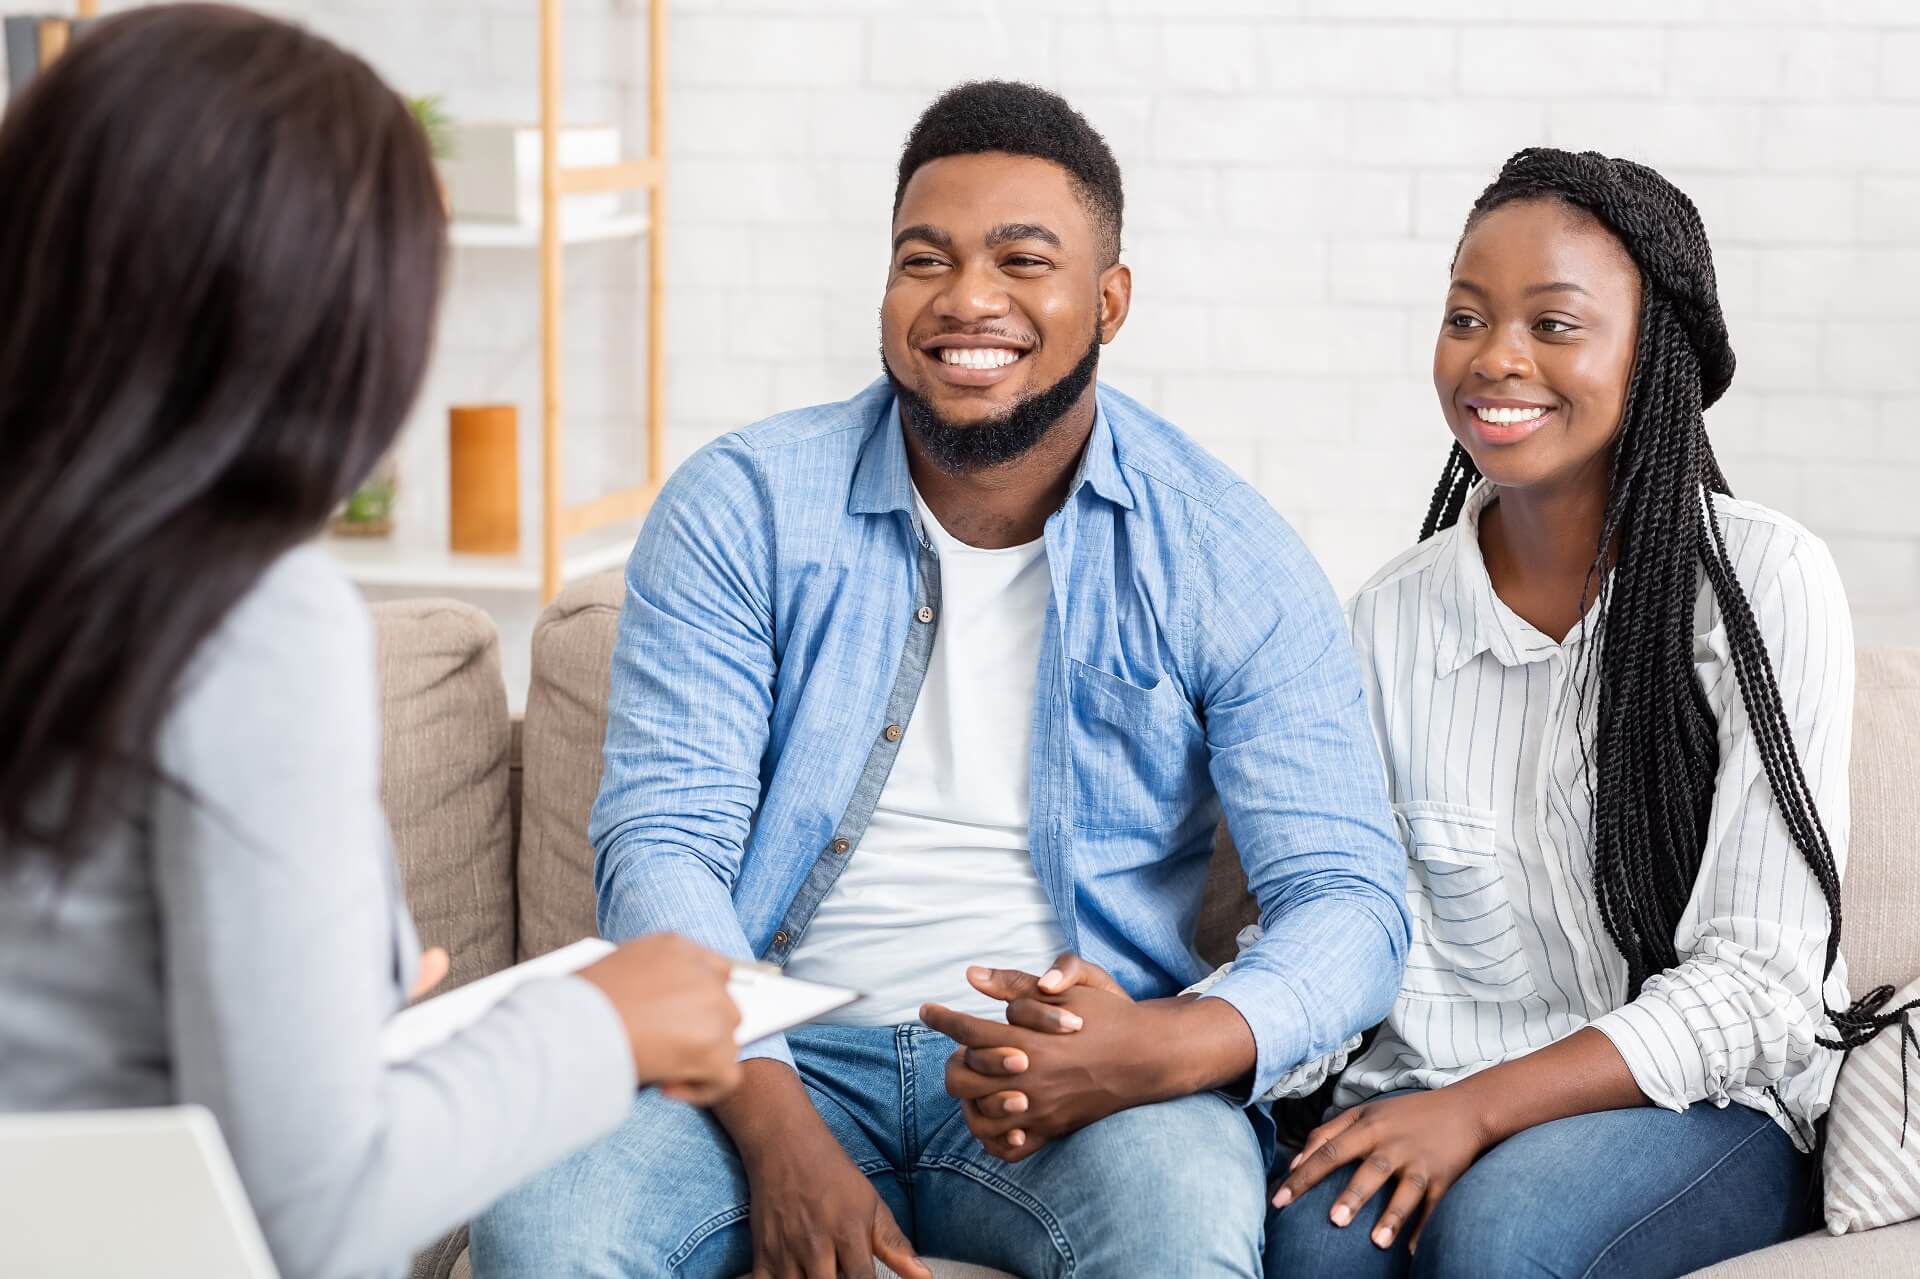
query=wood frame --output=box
[540,0,667,602]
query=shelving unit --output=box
[333,0,668,604]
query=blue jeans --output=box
[1265,1092,1813,1279]
[471,1023,1267,1278]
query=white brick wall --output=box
[9,0,1918,687]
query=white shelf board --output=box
[448,213,651,249]
[322,526,635,593]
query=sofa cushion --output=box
[517,572,625,961]
[1840,647,1920,992]
[371,598,515,992]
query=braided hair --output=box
[1423,148,1914,1057]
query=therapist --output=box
[0,8,741,1278]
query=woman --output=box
[956,149,1915,1276]
[0,9,741,1278]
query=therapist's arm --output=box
[155,549,640,1279]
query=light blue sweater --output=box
[0,547,636,1278]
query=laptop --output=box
[0,1105,279,1277]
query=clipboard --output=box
[380,938,860,1063]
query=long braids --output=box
[1424,148,1915,1058]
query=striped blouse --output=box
[1219,481,1855,1151]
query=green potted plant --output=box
[330,96,453,539]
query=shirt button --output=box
[830,838,851,854]
[773,930,790,947]
[883,723,903,742]
[916,606,934,624]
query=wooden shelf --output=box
[449,212,651,249]
[322,524,635,593]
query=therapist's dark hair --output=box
[0,4,445,871]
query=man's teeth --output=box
[1474,405,1549,425]
[940,347,1021,369]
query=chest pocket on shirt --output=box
[1068,659,1193,832]
[1395,800,1534,1003]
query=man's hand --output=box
[1269,1086,1497,1253]
[715,1061,931,1279]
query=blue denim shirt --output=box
[591,378,1409,1098]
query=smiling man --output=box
[470,81,1409,1279]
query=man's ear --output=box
[1097,261,1132,344]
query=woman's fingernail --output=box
[1288,1152,1303,1170]
[1272,1187,1292,1208]
[968,967,990,983]
[1057,1011,1084,1031]
[1041,969,1064,989]
[1007,1053,1028,1072]
[1009,1130,1026,1148]
[1331,1204,1352,1227]
[1006,1094,1028,1114]
[1373,1227,1393,1248]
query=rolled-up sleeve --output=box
[589,437,794,1066]
[1591,539,1854,1115]
[1188,483,1411,1100]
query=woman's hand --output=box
[578,933,743,1104]
[1270,1087,1498,1253]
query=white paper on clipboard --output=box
[380,938,859,1063]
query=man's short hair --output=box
[894,81,1124,266]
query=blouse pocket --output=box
[1395,800,1534,1003]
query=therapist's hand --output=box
[579,933,742,1104]
[407,946,450,1002]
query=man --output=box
[472,81,1408,1279]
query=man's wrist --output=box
[1138,996,1259,1100]
[713,1059,834,1173]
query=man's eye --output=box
[1005,255,1049,269]
[902,255,944,269]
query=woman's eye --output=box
[1535,318,1577,334]
[1445,312,1482,330]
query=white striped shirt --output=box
[1217,482,1855,1150]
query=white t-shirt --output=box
[782,488,1069,1025]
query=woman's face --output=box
[1433,198,1643,494]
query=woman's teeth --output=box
[940,347,1021,369]
[1474,405,1550,425]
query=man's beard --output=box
[883,325,1102,473]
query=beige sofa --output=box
[375,575,1920,1279]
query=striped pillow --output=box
[1824,976,1920,1235]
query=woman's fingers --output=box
[1272,1116,1364,1208]
[1327,1152,1398,1228]
[1371,1174,1427,1250]
[1406,1173,1457,1255]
